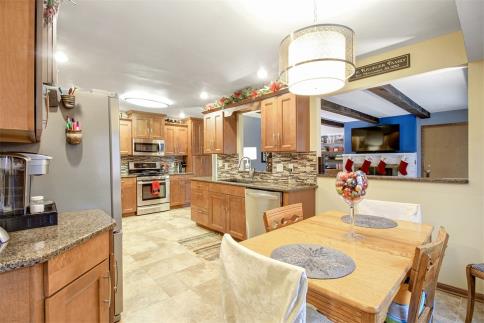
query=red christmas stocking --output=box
[399,160,408,176]
[344,159,354,172]
[360,159,371,174]
[377,159,387,175]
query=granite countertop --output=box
[191,177,317,192]
[317,173,469,184]
[121,172,193,178]
[0,209,115,273]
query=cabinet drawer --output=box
[209,183,245,197]
[191,207,209,226]
[191,180,209,191]
[191,188,208,210]
[45,231,110,297]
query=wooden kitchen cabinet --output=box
[203,111,237,154]
[45,260,110,323]
[261,93,309,152]
[193,181,246,240]
[190,118,204,155]
[0,230,113,323]
[192,155,212,177]
[170,174,192,208]
[120,119,132,156]
[121,177,137,216]
[226,195,246,240]
[0,0,36,143]
[165,124,188,156]
[128,111,165,140]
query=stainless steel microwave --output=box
[133,139,165,156]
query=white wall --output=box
[311,32,484,292]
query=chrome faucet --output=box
[238,157,255,179]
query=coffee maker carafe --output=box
[0,153,52,216]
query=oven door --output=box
[133,139,165,156]
[137,179,170,206]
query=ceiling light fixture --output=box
[257,67,268,79]
[120,92,172,108]
[54,51,69,63]
[278,0,355,96]
[200,91,209,100]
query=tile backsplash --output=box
[216,152,317,185]
[121,155,184,175]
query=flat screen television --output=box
[351,125,400,153]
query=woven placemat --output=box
[271,244,355,279]
[341,214,398,229]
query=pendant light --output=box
[279,1,356,96]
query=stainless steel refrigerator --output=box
[4,89,124,321]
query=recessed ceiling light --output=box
[120,92,173,108]
[179,112,186,118]
[257,67,268,79]
[200,91,209,100]
[55,51,68,63]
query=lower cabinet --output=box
[45,260,110,323]
[0,230,113,323]
[192,180,246,240]
[121,177,137,216]
[170,174,192,208]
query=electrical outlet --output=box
[288,164,294,172]
[276,163,283,172]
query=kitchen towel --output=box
[151,181,160,195]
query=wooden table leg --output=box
[465,264,475,323]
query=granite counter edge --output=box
[190,177,317,192]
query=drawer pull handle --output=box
[103,273,112,307]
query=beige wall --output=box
[313,32,484,292]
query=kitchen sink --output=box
[220,178,255,184]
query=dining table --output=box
[240,210,434,323]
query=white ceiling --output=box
[56,0,461,117]
[323,66,468,123]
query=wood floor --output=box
[121,208,484,323]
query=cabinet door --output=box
[213,111,224,153]
[191,119,203,155]
[261,98,278,152]
[121,178,137,215]
[202,155,212,176]
[45,260,110,323]
[184,176,192,204]
[132,116,151,139]
[208,192,227,232]
[175,127,188,155]
[164,126,175,155]
[170,176,186,207]
[226,195,246,240]
[151,117,165,139]
[0,0,36,142]
[278,93,297,151]
[119,119,132,156]
[203,114,214,154]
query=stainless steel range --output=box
[128,161,170,215]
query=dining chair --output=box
[465,263,484,323]
[263,203,304,232]
[386,227,449,323]
[357,199,423,223]
[220,234,331,323]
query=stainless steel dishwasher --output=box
[245,189,282,238]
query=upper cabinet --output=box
[165,124,188,156]
[119,119,132,156]
[203,111,237,154]
[128,111,165,140]
[189,118,204,156]
[0,0,58,143]
[0,0,36,143]
[261,93,310,152]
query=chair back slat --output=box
[263,203,304,232]
[407,227,449,323]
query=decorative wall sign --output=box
[349,54,410,82]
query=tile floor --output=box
[121,208,484,323]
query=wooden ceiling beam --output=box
[321,118,344,128]
[321,99,379,124]
[368,84,431,118]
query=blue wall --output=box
[344,114,417,153]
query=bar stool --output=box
[466,263,484,323]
